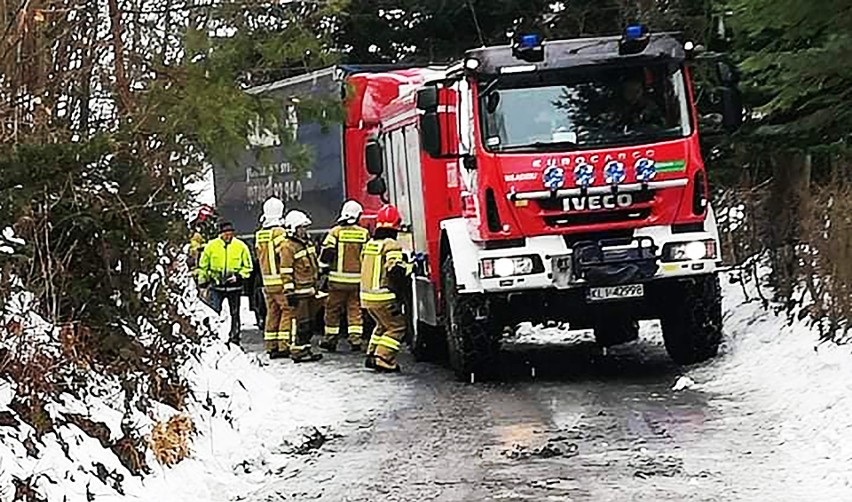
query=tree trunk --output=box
[107,0,133,115]
[766,149,811,301]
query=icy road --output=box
[225,280,852,502]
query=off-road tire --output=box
[660,274,723,365]
[593,317,639,347]
[441,256,500,381]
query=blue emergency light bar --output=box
[619,24,650,55]
[512,33,545,63]
[519,34,542,49]
[625,24,646,40]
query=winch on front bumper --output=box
[558,236,658,287]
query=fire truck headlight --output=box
[480,256,537,278]
[663,240,717,262]
[494,258,517,277]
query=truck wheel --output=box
[660,274,723,365]
[593,317,639,347]
[441,256,500,381]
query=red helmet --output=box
[376,204,401,230]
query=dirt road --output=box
[237,321,846,502]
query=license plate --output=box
[587,284,644,302]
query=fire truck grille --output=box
[544,208,652,227]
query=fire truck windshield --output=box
[479,64,692,152]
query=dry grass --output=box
[148,414,195,467]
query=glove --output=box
[287,295,300,308]
[225,274,239,284]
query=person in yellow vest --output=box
[188,204,217,274]
[197,221,253,345]
[254,197,291,359]
[318,200,369,353]
[281,210,323,363]
[360,204,412,373]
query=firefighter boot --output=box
[320,325,339,353]
[365,327,382,369]
[373,338,402,373]
[291,320,323,363]
[371,303,406,373]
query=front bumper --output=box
[474,222,720,294]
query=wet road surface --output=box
[237,323,842,501]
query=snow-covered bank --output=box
[0,294,400,502]
[689,272,852,494]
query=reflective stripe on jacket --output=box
[321,224,369,285]
[255,227,289,292]
[360,238,409,305]
[281,236,319,296]
[198,237,253,286]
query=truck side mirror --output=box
[420,111,441,158]
[366,177,387,196]
[416,87,438,111]
[365,140,383,176]
[720,86,743,131]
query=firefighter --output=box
[281,210,323,363]
[361,204,412,373]
[188,204,217,272]
[197,221,254,345]
[318,200,369,353]
[254,197,290,358]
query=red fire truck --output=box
[220,26,742,380]
[354,27,742,379]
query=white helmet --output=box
[260,197,285,228]
[284,210,311,231]
[338,200,363,224]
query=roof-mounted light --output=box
[520,34,541,49]
[464,58,481,70]
[512,33,544,63]
[625,24,646,41]
[619,23,650,55]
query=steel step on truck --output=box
[215,26,742,380]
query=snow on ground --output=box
[0,292,402,502]
[3,269,852,500]
[689,273,852,493]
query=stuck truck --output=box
[214,26,742,380]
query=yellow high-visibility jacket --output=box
[360,238,411,307]
[281,236,319,297]
[255,227,288,293]
[198,237,253,288]
[320,224,369,287]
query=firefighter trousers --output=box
[263,292,290,354]
[323,286,363,347]
[365,302,406,371]
[286,295,320,360]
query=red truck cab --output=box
[357,27,742,379]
